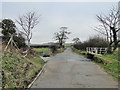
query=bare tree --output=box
[54,27,71,48]
[16,11,40,48]
[93,7,120,53]
[72,37,81,44]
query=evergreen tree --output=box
[1,19,26,48]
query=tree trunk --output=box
[27,38,30,48]
[59,39,63,48]
[107,45,112,54]
[107,41,113,54]
[60,42,63,48]
[112,29,118,51]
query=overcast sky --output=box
[2,2,118,44]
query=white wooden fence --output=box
[86,47,107,54]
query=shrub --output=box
[73,35,108,50]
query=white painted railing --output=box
[86,47,107,54]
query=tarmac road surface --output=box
[31,48,118,88]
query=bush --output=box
[1,19,26,49]
[73,35,108,50]
[50,45,59,53]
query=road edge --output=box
[94,62,118,82]
[27,63,47,88]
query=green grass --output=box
[2,53,45,88]
[72,47,119,79]
[65,43,73,47]
[96,54,118,62]
[95,62,118,78]
[72,47,87,55]
[57,48,66,53]
[95,54,119,79]
[33,48,52,56]
[34,47,66,56]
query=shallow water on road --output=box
[43,48,91,61]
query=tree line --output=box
[73,36,108,50]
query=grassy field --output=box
[65,43,73,47]
[34,47,66,56]
[72,47,119,79]
[2,52,45,88]
[33,48,52,56]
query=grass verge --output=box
[72,47,87,56]
[94,54,118,79]
[56,48,66,53]
[2,52,45,88]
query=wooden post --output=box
[95,47,97,54]
[4,35,19,52]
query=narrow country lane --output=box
[31,48,118,88]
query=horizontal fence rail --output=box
[86,47,107,55]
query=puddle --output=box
[40,56,50,61]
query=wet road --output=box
[31,48,118,88]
